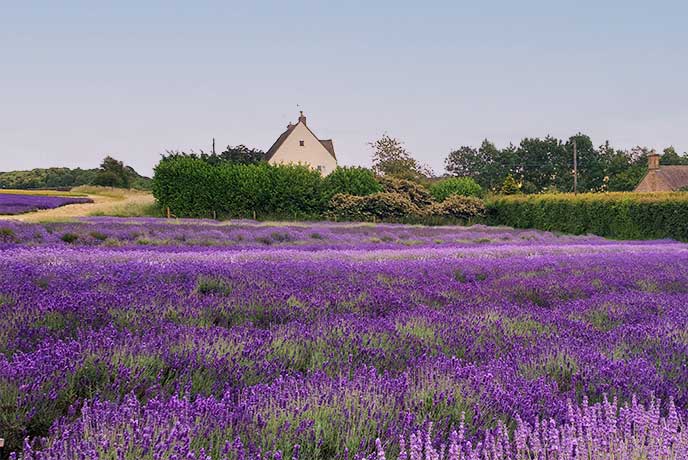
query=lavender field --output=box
[0,193,92,216]
[1,219,687,459]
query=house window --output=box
[299,140,305,146]
[317,165,324,172]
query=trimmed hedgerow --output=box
[429,177,482,201]
[152,157,324,219]
[486,192,688,241]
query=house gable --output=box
[266,114,337,175]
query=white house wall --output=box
[267,123,337,176]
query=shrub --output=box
[500,174,521,195]
[326,192,421,222]
[60,233,79,244]
[153,157,323,218]
[429,177,482,201]
[378,176,434,207]
[321,167,382,202]
[425,195,486,221]
[486,192,688,241]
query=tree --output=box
[445,146,480,179]
[92,156,131,188]
[214,145,266,165]
[516,136,568,192]
[500,174,521,195]
[370,134,431,181]
[661,146,688,165]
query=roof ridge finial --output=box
[298,110,307,126]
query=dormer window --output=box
[299,140,305,147]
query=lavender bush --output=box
[0,193,92,215]
[0,218,686,459]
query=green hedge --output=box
[429,177,482,201]
[486,192,688,241]
[153,157,323,218]
[321,166,382,203]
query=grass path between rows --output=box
[0,189,155,222]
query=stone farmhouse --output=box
[635,151,688,192]
[265,112,337,176]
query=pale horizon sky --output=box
[1,1,687,177]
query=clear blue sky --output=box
[2,1,687,176]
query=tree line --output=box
[0,156,151,190]
[371,134,688,193]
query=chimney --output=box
[298,111,307,126]
[648,150,660,170]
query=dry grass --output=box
[0,189,88,197]
[0,188,156,222]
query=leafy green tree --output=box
[92,156,131,188]
[516,136,568,192]
[213,145,266,165]
[661,146,688,165]
[445,145,480,179]
[370,134,431,181]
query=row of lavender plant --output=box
[1,219,686,458]
[0,194,92,215]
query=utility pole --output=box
[573,139,578,195]
[212,138,216,155]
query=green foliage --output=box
[500,174,521,195]
[425,195,485,221]
[164,145,266,166]
[92,156,131,188]
[60,233,79,244]
[321,166,381,202]
[486,192,688,241]
[378,176,434,208]
[152,156,323,219]
[370,134,431,181]
[661,146,688,165]
[429,177,482,201]
[0,157,151,190]
[443,136,685,193]
[326,192,421,222]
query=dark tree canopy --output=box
[163,145,266,166]
[93,156,131,188]
[443,134,686,193]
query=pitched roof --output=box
[635,165,688,192]
[319,139,336,160]
[656,165,688,190]
[265,119,337,161]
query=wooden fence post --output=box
[253,210,257,220]
[166,207,171,219]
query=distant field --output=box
[0,188,88,197]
